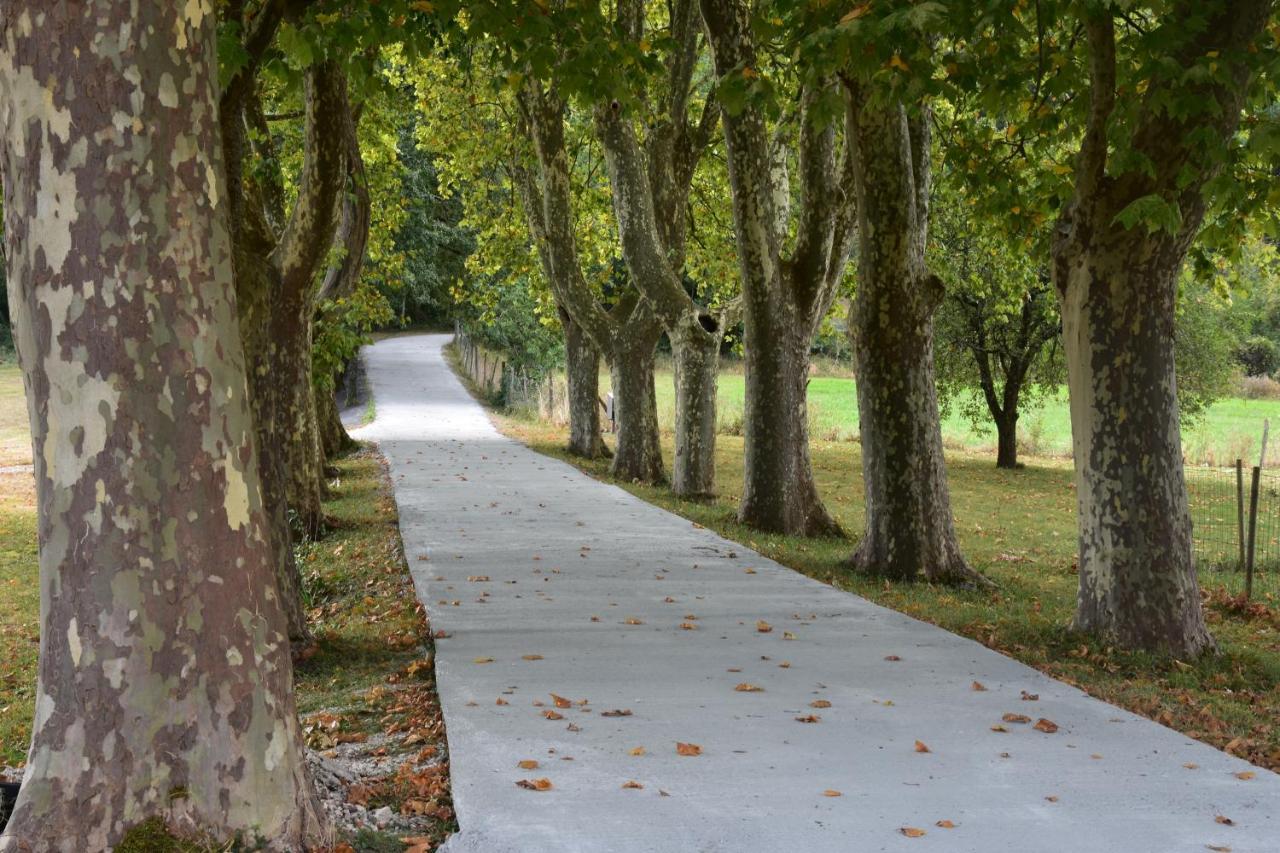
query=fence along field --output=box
[452,332,1279,599]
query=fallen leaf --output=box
[551,693,572,708]
[744,568,757,574]
[884,655,901,662]
[823,789,842,797]
[629,746,646,756]
[734,683,764,692]
[1045,795,1059,802]
[1002,713,1031,724]
[1235,771,1256,780]
[1184,763,1200,770]
[1215,815,1235,826]
[495,698,509,706]
[467,575,490,582]
[796,714,822,723]
[473,657,494,664]
[515,778,553,791]
[971,681,987,691]
[622,780,644,789]
[1033,718,1059,733]
[1206,846,1232,852]
[783,631,797,640]
[936,820,956,829]
[624,617,644,625]
[566,722,581,732]
[990,725,1008,733]
[543,710,564,720]
[517,760,539,770]
[1020,690,1039,701]
[810,700,832,708]
[757,621,773,633]
[914,740,931,753]
[680,622,698,630]
[522,654,544,661]
[676,742,702,756]
[779,661,791,668]
[601,709,633,717]
[900,827,926,838]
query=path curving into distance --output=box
[356,333,1279,853]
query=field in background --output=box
[0,363,30,468]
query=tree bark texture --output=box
[561,309,609,459]
[847,98,979,584]
[701,0,858,535]
[1049,5,1270,655]
[609,304,666,483]
[671,317,720,498]
[0,3,325,848]
[995,412,1020,470]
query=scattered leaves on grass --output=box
[515,778,553,791]
[914,740,931,753]
[1033,718,1059,733]
[734,683,764,692]
[676,742,702,756]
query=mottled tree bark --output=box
[847,97,980,584]
[995,411,1020,470]
[609,303,666,483]
[701,0,858,535]
[0,3,325,848]
[1049,5,1269,655]
[561,309,609,459]
[671,316,720,498]
[593,0,725,497]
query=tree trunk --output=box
[277,305,326,540]
[1056,235,1213,657]
[846,97,978,584]
[739,310,840,536]
[671,317,720,498]
[562,310,608,459]
[609,324,665,484]
[995,410,1020,469]
[0,4,325,847]
[319,378,356,461]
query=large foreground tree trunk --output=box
[1056,235,1213,656]
[847,97,978,584]
[561,310,609,458]
[0,3,325,847]
[671,315,720,498]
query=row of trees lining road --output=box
[1,0,1279,847]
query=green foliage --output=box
[456,278,564,383]
[1236,335,1280,377]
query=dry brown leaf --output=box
[515,778,553,791]
[936,820,956,829]
[601,709,633,717]
[744,568,757,574]
[1184,763,1200,770]
[1235,771,1256,780]
[990,725,1008,733]
[1020,690,1039,701]
[884,655,901,662]
[1206,845,1232,852]
[517,760,539,770]
[473,657,495,664]
[1033,718,1059,733]
[467,575,490,582]
[1044,795,1059,803]
[779,661,791,668]
[810,700,832,709]
[1002,713,1031,724]
[734,683,764,692]
[914,740,931,753]
[495,697,509,706]
[796,714,822,723]
[899,827,926,838]
[543,710,564,721]
[676,741,702,756]
[522,654,544,661]
[624,617,644,625]
[629,746,645,756]
[1215,815,1235,826]
[757,620,773,633]
[622,780,644,789]
[971,681,987,691]
[783,631,797,640]
[551,693,572,708]
[680,622,698,630]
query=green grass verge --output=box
[0,363,30,468]
[481,402,1280,773]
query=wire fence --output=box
[1188,462,1280,599]
[452,330,573,426]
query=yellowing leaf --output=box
[810,700,832,709]
[543,710,564,720]
[757,620,773,633]
[676,742,703,756]
[629,746,646,756]
[971,681,988,692]
[622,780,644,789]
[515,778,553,791]
[914,740,931,753]
[887,54,910,72]
[551,693,572,708]
[900,827,926,838]
[840,4,869,23]
[1033,718,1059,733]
[1235,771,1256,780]
[734,683,764,692]
[783,631,797,640]
[936,820,956,829]
[1002,713,1031,724]
[522,654,544,661]
[823,789,842,797]
[473,657,494,664]
[517,760,539,770]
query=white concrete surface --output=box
[356,333,1280,853]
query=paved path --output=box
[357,333,1279,853]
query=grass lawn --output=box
[478,368,1280,773]
[620,365,1280,466]
[0,472,38,766]
[0,362,31,468]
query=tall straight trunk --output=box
[740,310,839,535]
[671,316,720,498]
[1056,235,1213,657]
[609,320,665,483]
[277,305,326,539]
[0,3,324,847]
[995,410,1020,469]
[319,378,356,460]
[847,97,978,583]
[562,310,608,459]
